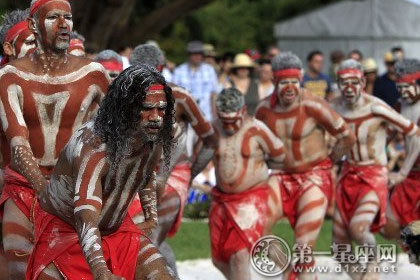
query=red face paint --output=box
[139,90,167,139]
[338,74,363,105]
[217,108,245,135]
[397,82,420,104]
[276,78,300,106]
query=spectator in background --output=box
[373,52,399,107]
[203,43,219,73]
[257,58,274,100]
[173,41,219,119]
[218,52,234,89]
[266,45,280,60]
[391,46,404,62]
[302,50,332,100]
[362,58,378,95]
[118,46,132,69]
[348,49,363,62]
[329,50,346,99]
[226,53,259,115]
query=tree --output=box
[1,0,215,51]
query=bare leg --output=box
[229,249,250,280]
[212,258,230,279]
[37,263,64,280]
[349,191,380,280]
[333,206,362,280]
[158,241,178,277]
[0,246,8,280]
[380,202,401,241]
[293,186,328,280]
[150,190,180,245]
[135,235,177,280]
[2,199,33,280]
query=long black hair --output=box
[94,64,174,169]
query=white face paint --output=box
[17,34,36,58]
[338,74,363,106]
[276,77,300,106]
[396,82,420,104]
[41,7,73,51]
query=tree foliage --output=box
[0,0,341,60]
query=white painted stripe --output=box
[7,84,26,127]
[74,205,97,213]
[0,97,8,131]
[144,253,162,265]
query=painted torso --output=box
[256,91,344,173]
[332,94,414,166]
[41,121,158,233]
[213,116,284,193]
[0,59,109,174]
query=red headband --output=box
[274,69,301,80]
[99,61,123,72]
[5,21,28,43]
[30,0,70,16]
[337,68,363,78]
[69,39,84,51]
[397,72,420,84]
[148,84,164,91]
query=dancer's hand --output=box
[137,219,157,236]
[388,172,406,187]
[95,270,125,280]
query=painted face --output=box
[139,89,167,141]
[217,107,245,135]
[13,30,36,58]
[276,78,300,106]
[338,75,363,105]
[36,1,73,51]
[396,82,420,104]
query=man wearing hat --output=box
[373,52,400,106]
[362,58,378,95]
[173,41,219,120]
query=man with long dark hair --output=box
[26,64,177,280]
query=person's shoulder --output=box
[69,56,106,73]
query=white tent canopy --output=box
[273,0,420,74]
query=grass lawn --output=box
[167,218,401,261]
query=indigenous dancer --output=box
[68,30,85,57]
[95,49,124,81]
[27,65,177,280]
[331,59,420,280]
[255,52,355,280]
[0,9,36,66]
[0,0,109,278]
[382,59,420,240]
[209,88,286,280]
[401,221,420,266]
[130,44,216,243]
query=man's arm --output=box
[137,145,161,235]
[306,98,356,162]
[73,149,122,280]
[0,80,47,194]
[372,103,420,185]
[254,120,288,169]
[173,87,217,182]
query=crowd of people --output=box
[0,1,420,280]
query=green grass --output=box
[167,218,401,261]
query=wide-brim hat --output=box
[231,53,255,69]
[362,58,378,73]
[187,41,204,54]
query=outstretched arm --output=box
[373,103,420,185]
[173,87,217,182]
[0,81,47,194]
[73,149,122,280]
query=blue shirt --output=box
[173,63,219,119]
[302,72,332,99]
[373,74,400,107]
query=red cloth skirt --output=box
[390,171,420,227]
[270,158,333,228]
[209,184,270,263]
[336,163,388,233]
[0,166,35,218]
[26,202,144,280]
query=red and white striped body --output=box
[0,62,109,174]
[213,116,284,193]
[331,94,417,166]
